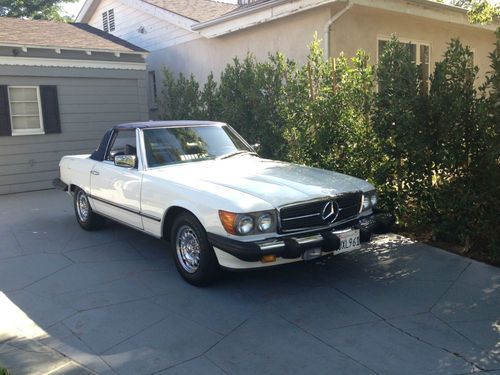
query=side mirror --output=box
[114,155,137,168]
[251,143,261,153]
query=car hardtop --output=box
[90,121,228,161]
[114,120,226,130]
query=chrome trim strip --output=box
[295,235,323,245]
[258,241,286,251]
[89,194,162,222]
[281,213,321,221]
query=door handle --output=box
[91,170,100,176]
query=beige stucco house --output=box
[77,0,497,109]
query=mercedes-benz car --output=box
[54,121,392,285]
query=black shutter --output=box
[40,85,61,134]
[0,86,12,137]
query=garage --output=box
[0,17,149,194]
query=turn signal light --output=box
[218,210,237,234]
[261,255,277,263]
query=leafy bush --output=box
[157,30,500,261]
[372,37,429,220]
[281,36,377,181]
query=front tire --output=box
[171,212,220,286]
[74,188,106,230]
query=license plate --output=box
[334,229,361,255]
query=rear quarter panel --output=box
[60,155,95,195]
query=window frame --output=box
[376,36,431,91]
[148,71,158,110]
[104,129,138,165]
[7,86,45,136]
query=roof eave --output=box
[0,43,149,56]
[193,0,498,33]
[192,0,289,30]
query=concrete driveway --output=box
[0,190,498,375]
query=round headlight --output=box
[257,213,273,232]
[236,215,254,234]
[362,196,371,210]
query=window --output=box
[0,85,60,137]
[8,86,44,136]
[378,38,430,92]
[148,71,157,109]
[143,126,253,168]
[106,130,137,162]
[102,9,115,32]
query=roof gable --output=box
[0,17,146,53]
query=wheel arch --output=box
[162,206,201,242]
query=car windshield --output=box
[143,125,254,167]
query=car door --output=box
[89,129,143,229]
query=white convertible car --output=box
[54,121,392,285]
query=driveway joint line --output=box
[9,263,73,294]
[273,310,380,375]
[429,262,471,312]
[331,281,485,372]
[150,315,253,375]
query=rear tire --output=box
[171,212,220,286]
[74,188,106,231]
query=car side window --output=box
[106,130,137,162]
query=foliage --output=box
[427,39,482,248]
[158,70,203,120]
[158,32,500,261]
[216,54,290,159]
[0,0,77,20]
[372,37,428,219]
[437,0,500,25]
[281,35,377,181]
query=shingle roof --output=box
[0,17,146,53]
[143,0,239,22]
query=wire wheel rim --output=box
[176,225,201,273]
[76,191,90,222]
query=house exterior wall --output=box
[146,6,337,82]
[87,0,197,52]
[329,5,496,87]
[142,3,494,86]
[0,65,148,194]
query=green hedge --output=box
[158,31,500,260]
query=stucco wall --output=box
[147,5,338,82]
[329,5,496,86]
[147,3,495,87]
[0,66,148,194]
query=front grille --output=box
[279,191,362,233]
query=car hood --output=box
[147,155,374,208]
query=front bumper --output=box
[207,211,394,262]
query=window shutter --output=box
[40,85,61,134]
[0,85,12,136]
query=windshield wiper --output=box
[218,150,257,160]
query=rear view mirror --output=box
[114,155,137,168]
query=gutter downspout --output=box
[324,1,353,59]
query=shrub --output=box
[157,32,500,261]
[158,70,202,120]
[372,37,429,221]
[281,36,377,181]
[216,54,290,159]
